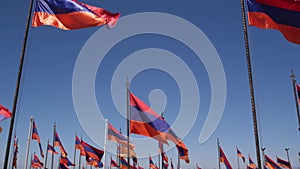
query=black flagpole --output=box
[3,0,35,168]
[290,70,300,131]
[240,0,262,168]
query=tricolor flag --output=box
[0,104,12,122]
[107,123,135,149]
[248,156,257,169]
[162,152,169,169]
[264,155,282,169]
[32,121,44,158]
[110,157,118,168]
[149,156,155,169]
[31,153,44,168]
[277,156,292,169]
[60,154,75,167]
[81,140,104,162]
[296,83,300,105]
[47,144,58,154]
[54,131,68,157]
[219,146,233,169]
[247,0,300,44]
[32,0,120,30]
[236,147,245,163]
[120,157,129,169]
[130,92,189,163]
[86,157,103,168]
[75,135,86,156]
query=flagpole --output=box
[217,138,220,169]
[78,135,82,169]
[291,70,300,131]
[24,117,34,169]
[126,78,130,169]
[240,0,262,168]
[51,123,56,169]
[74,134,77,169]
[158,142,161,169]
[103,119,109,169]
[45,140,49,169]
[3,0,35,166]
[177,150,180,169]
[236,146,240,169]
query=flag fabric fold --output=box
[0,104,12,122]
[60,154,75,167]
[264,155,282,169]
[75,135,86,156]
[248,156,257,169]
[31,153,44,168]
[219,146,233,169]
[81,140,104,162]
[129,91,189,163]
[32,0,120,30]
[277,156,292,169]
[246,0,300,44]
[32,121,44,158]
[47,144,58,154]
[54,131,68,157]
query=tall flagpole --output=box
[240,0,262,168]
[3,0,35,167]
[126,78,130,169]
[78,135,82,169]
[217,138,220,169]
[51,123,56,169]
[103,119,109,169]
[236,147,240,169]
[73,134,77,169]
[177,150,180,169]
[24,117,33,169]
[45,140,49,169]
[291,70,300,131]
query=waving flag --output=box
[110,157,118,168]
[149,156,155,169]
[60,155,75,167]
[248,156,257,169]
[32,121,44,158]
[219,146,233,169]
[120,157,129,169]
[247,0,300,44]
[75,135,86,156]
[296,83,300,105]
[130,92,189,163]
[12,136,18,169]
[32,0,120,30]
[277,156,291,169]
[0,104,12,122]
[264,155,282,169]
[107,123,135,149]
[32,153,44,168]
[81,140,104,162]
[162,152,169,169]
[236,147,245,163]
[54,131,68,157]
[47,144,58,154]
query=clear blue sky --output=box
[0,0,299,169]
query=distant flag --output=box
[60,154,75,167]
[149,156,155,169]
[0,104,12,122]
[120,157,129,169]
[32,0,120,30]
[81,139,104,162]
[54,131,68,157]
[75,135,86,156]
[31,153,44,168]
[264,155,282,169]
[86,157,103,168]
[32,121,44,158]
[219,146,233,169]
[130,92,189,163]
[12,136,18,169]
[277,156,292,169]
[246,0,300,44]
[107,123,135,149]
[47,144,58,154]
[296,83,300,105]
[248,156,257,169]
[236,147,245,163]
[162,152,169,169]
[110,157,118,168]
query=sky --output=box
[0,0,300,169]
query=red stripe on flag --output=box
[256,0,300,12]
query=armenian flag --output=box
[81,140,104,162]
[236,147,245,163]
[107,123,135,149]
[248,156,257,169]
[32,0,120,30]
[47,144,58,154]
[219,146,233,169]
[264,155,282,169]
[32,121,44,158]
[31,153,43,168]
[54,131,68,157]
[277,156,292,169]
[0,104,12,122]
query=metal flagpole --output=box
[78,136,82,169]
[240,0,262,168]
[285,148,290,163]
[44,140,49,169]
[74,134,77,169]
[261,148,266,168]
[291,70,300,131]
[177,151,180,169]
[217,138,220,169]
[103,119,109,169]
[126,78,130,169]
[3,0,35,167]
[51,123,56,169]
[24,117,34,169]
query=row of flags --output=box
[219,146,293,169]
